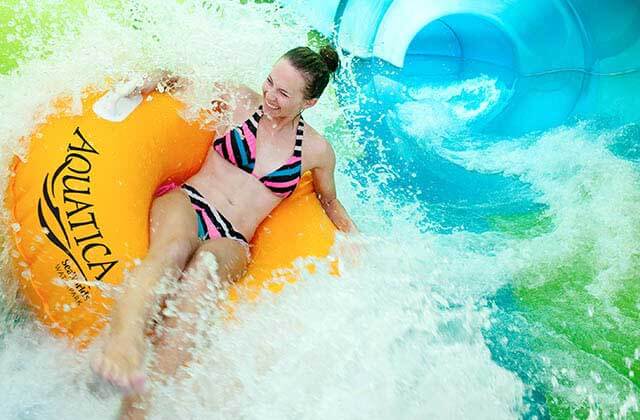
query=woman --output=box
[91,45,357,417]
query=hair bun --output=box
[319,45,340,73]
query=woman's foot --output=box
[92,324,147,394]
[119,393,149,420]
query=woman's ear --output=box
[304,97,319,110]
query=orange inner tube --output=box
[6,90,338,346]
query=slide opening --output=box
[394,13,517,130]
[404,13,517,88]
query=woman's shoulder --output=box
[302,123,335,167]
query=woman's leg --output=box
[92,190,200,393]
[119,238,249,419]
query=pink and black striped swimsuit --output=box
[212,105,305,197]
[179,105,305,244]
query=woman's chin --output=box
[263,107,281,118]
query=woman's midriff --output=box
[184,150,282,240]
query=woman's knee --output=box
[191,240,248,283]
[147,235,197,270]
[186,247,219,278]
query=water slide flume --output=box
[283,0,640,134]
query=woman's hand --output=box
[209,81,233,114]
[141,70,186,95]
[114,70,186,98]
[333,230,367,269]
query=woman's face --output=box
[261,58,317,118]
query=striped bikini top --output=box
[213,105,304,198]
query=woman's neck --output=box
[262,112,300,134]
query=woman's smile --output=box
[263,99,280,111]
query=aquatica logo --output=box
[38,127,118,305]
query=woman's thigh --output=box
[146,189,200,266]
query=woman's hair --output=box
[282,45,340,99]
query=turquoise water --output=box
[1,1,639,419]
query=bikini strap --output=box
[249,105,263,128]
[293,118,304,158]
[242,106,262,143]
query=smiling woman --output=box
[83,44,358,419]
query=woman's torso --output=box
[185,95,309,240]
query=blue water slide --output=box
[283,0,640,135]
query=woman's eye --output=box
[267,78,273,85]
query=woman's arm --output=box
[311,139,358,234]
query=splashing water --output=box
[1,1,639,419]
[392,75,503,141]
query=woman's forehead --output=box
[269,59,306,93]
